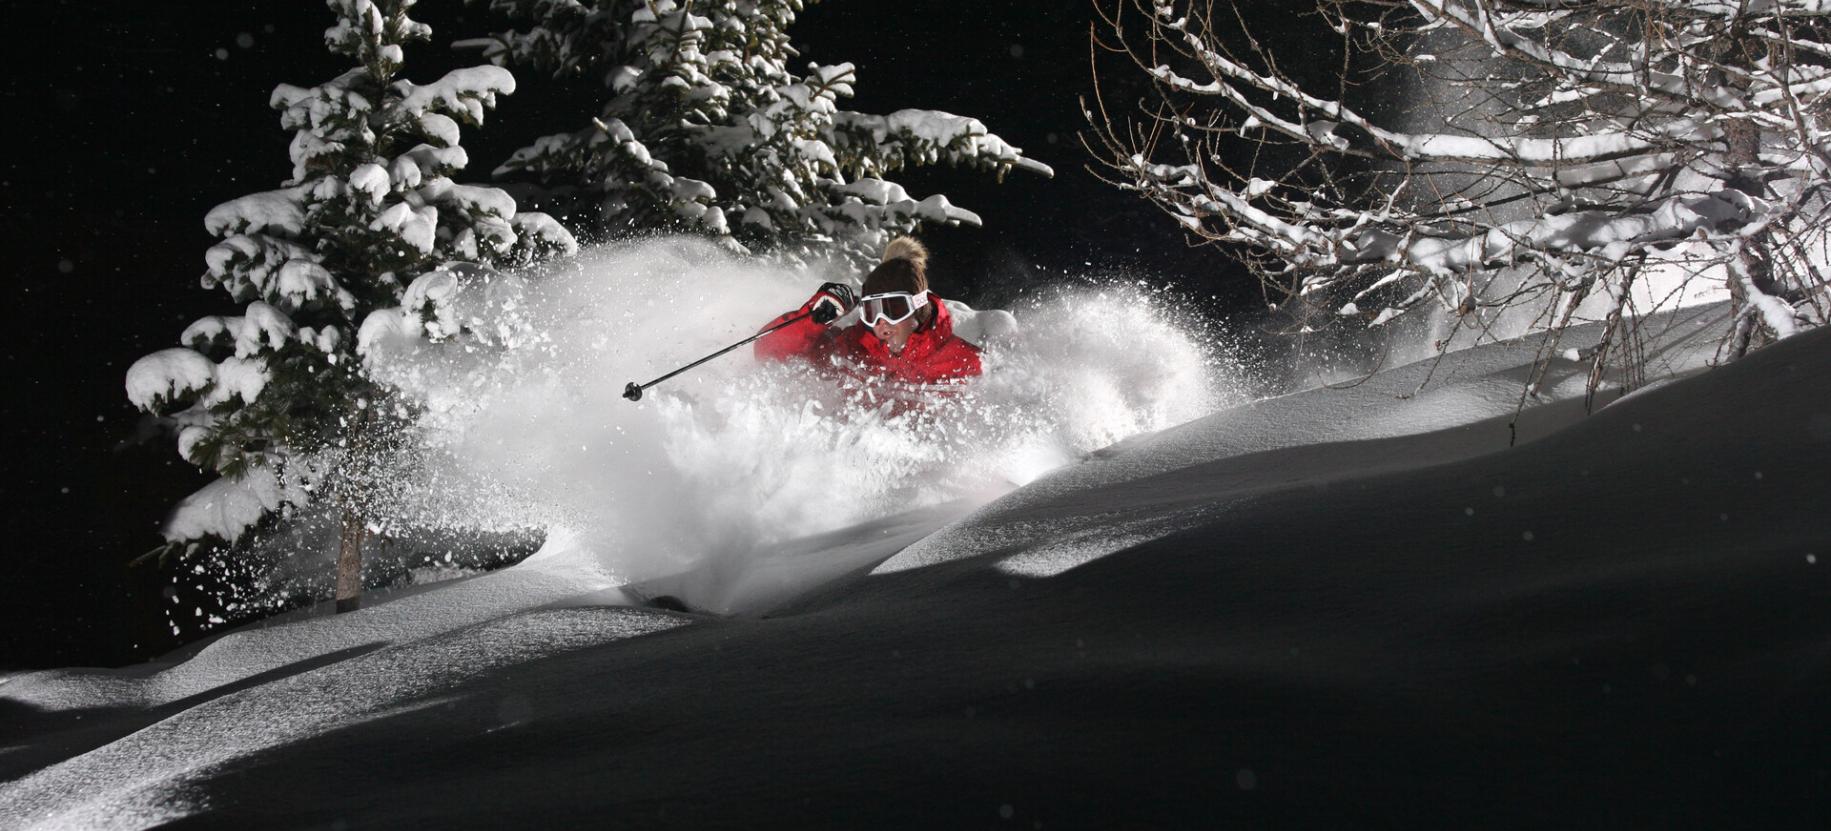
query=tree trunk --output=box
[337,506,367,613]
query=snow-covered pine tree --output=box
[1088,0,1831,393]
[126,0,576,615]
[459,0,1052,267]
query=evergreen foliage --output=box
[127,0,577,562]
[462,0,1052,267]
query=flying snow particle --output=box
[1808,554,1818,565]
[214,48,229,61]
[1009,43,1025,59]
[1522,531,1535,542]
[999,805,1014,820]
[1492,485,1506,498]
[1236,769,1258,791]
[236,32,255,49]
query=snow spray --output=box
[283,239,1246,602]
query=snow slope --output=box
[3,304,1827,828]
[877,302,1733,579]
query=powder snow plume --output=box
[357,238,1243,587]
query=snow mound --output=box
[876,302,1731,577]
[1,605,684,829]
[12,238,1237,714]
[3,302,1824,828]
[1,534,624,713]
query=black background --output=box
[1,1,1274,670]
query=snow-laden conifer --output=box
[461,0,1052,266]
[127,0,576,614]
[1089,0,1831,393]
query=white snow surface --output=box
[202,187,307,237]
[397,65,516,125]
[180,302,296,358]
[8,258,1828,826]
[155,465,310,547]
[123,348,215,412]
[347,163,390,203]
[880,304,1733,578]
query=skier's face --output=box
[873,315,918,355]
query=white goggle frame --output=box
[857,291,928,327]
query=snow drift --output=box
[5,297,1826,828]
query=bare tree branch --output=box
[1088,0,1831,390]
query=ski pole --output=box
[623,310,818,401]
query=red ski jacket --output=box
[754,291,983,385]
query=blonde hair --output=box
[881,236,928,269]
[863,236,929,295]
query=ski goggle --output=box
[857,291,928,327]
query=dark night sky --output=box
[1,1,1267,669]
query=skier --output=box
[754,238,1009,392]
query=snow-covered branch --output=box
[130,0,577,586]
[1089,0,1831,375]
[469,0,1051,267]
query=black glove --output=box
[809,282,857,325]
